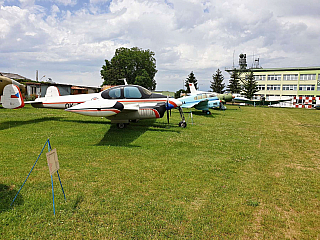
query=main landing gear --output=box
[178,107,187,128]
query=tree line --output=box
[180,69,258,99]
[101,47,258,98]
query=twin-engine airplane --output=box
[26,85,186,128]
[178,83,232,114]
[188,82,234,104]
[0,75,26,109]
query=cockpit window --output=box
[124,86,142,99]
[139,87,152,96]
[108,88,121,99]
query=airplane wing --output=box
[122,103,140,111]
[181,99,209,108]
[234,97,292,105]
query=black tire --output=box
[117,123,126,129]
[179,121,187,128]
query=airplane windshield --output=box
[108,88,121,99]
[139,87,152,96]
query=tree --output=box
[185,71,198,93]
[174,89,187,99]
[101,47,157,90]
[241,71,259,99]
[227,69,241,94]
[210,69,225,93]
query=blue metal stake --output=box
[51,174,55,216]
[57,170,67,201]
[11,140,49,207]
[48,138,52,151]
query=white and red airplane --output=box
[25,85,186,128]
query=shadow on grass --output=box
[0,184,24,213]
[185,110,220,118]
[62,119,111,125]
[0,117,63,131]
[97,119,180,147]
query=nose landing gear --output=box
[178,107,187,128]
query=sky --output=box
[0,0,320,91]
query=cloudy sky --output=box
[1,0,319,91]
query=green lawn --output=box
[1,105,320,239]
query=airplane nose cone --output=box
[168,99,182,108]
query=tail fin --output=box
[45,86,60,97]
[2,84,25,109]
[188,83,197,95]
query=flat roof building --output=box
[226,55,320,98]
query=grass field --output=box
[1,104,320,239]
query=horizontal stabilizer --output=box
[2,84,25,109]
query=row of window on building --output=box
[257,84,320,91]
[254,74,318,81]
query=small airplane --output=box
[233,96,292,106]
[178,83,230,114]
[188,83,234,104]
[0,75,25,109]
[25,84,186,128]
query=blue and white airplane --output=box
[178,83,223,115]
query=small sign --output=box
[46,148,59,176]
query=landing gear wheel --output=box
[179,121,187,128]
[206,110,211,115]
[117,123,127,129]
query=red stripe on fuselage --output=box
[42,102,84,105]
[68,109,121,113]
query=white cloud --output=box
[0,0,320,91]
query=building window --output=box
[299,85,315,91]
[257,85,265,91]
[254,75,266,81]
[267,75,281,81]
[282,85,297,91]
[267,85,281,90]
[300,74,316,80]
[283,74,298,80]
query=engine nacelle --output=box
[207,100,220,109]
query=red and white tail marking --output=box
[2,84,25,109]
